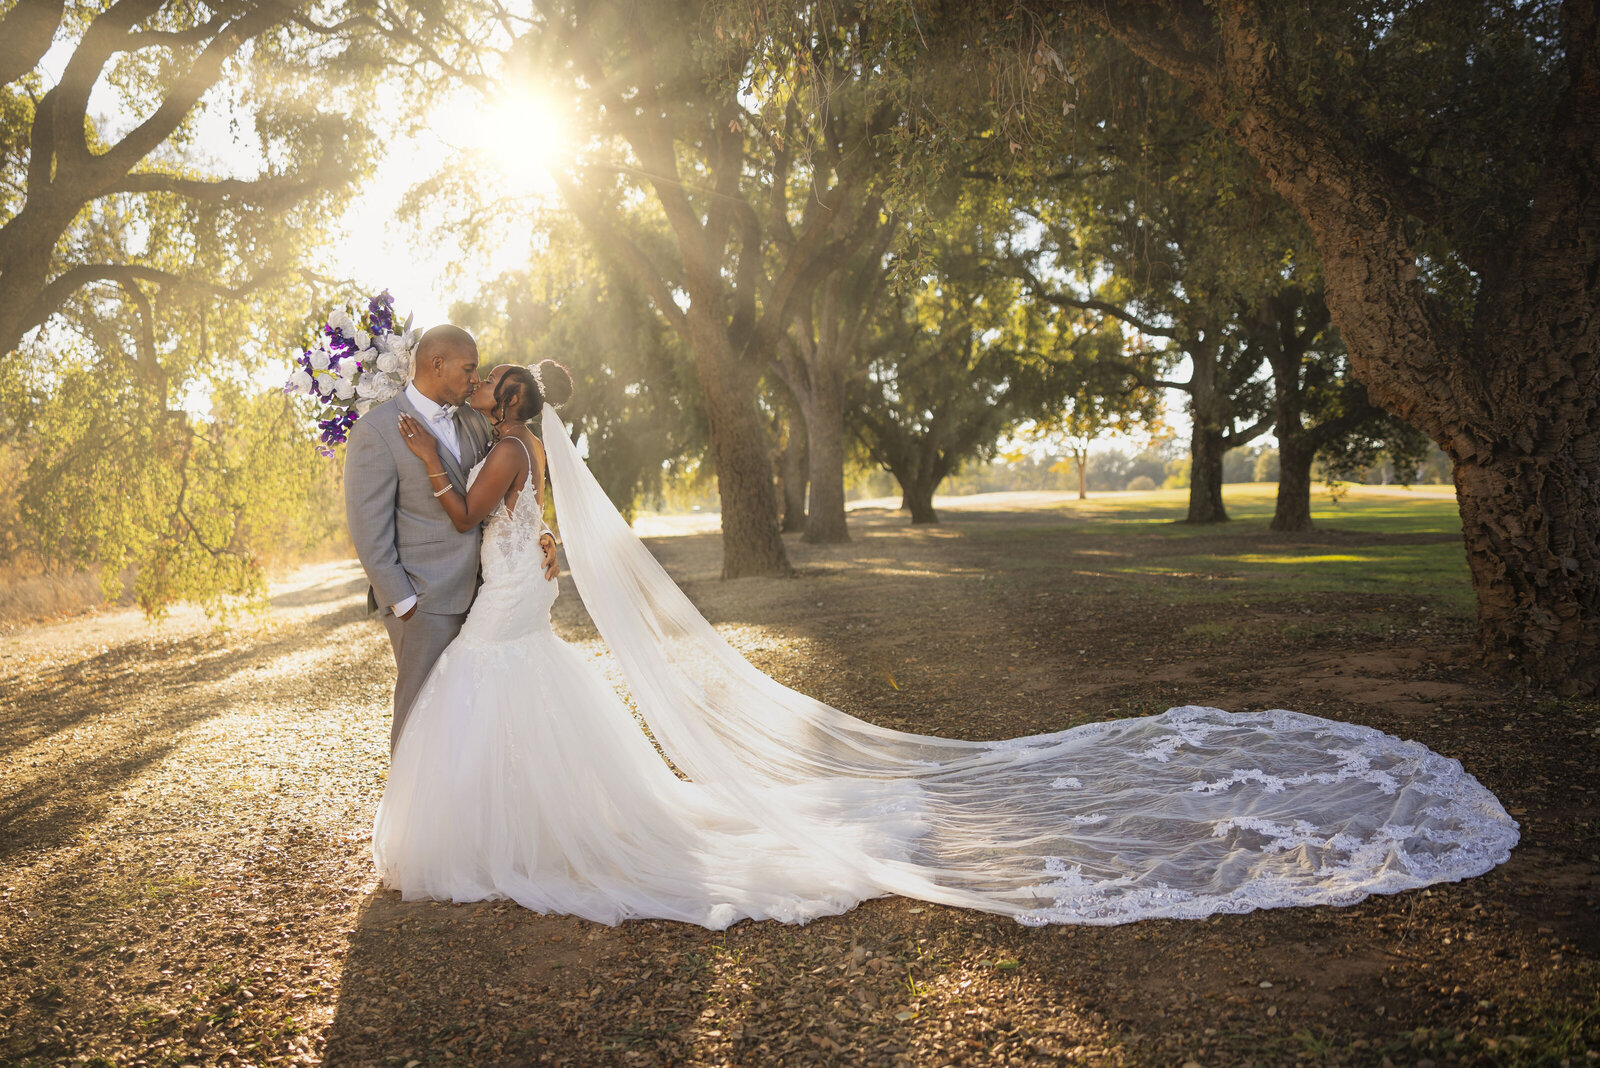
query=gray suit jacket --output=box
[344,392,493,617]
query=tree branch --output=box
[51,0,166,168]
[1069,0,1224,97]
[0,0,66,86]
[96,3,285,181]
[1221,412,1273,449]
[1005,258,1178,338]
[282,8,494,92]
[112,164,347,209]
[21,263,292,347]
[555,175,690,338]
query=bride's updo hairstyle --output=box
[493,360,573,423]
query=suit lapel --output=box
[397,392,468,488]
[456,408,488,473]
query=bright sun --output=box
[428,87,569,198]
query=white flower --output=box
[334,377,357,400]
[309,348,331,371]
[354,329,371,350]
[328,308,356,338]
[376,350,400,374]
[289,369,314,395]
[337,358,362,380]
[356,374,383,399]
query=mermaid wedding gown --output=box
[373,405,1518,929]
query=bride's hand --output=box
[397,414,440,462]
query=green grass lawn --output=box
[1003,482,1476,617]
[1045,481,1460,532]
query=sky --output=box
[319,88,566,331]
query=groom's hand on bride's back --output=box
[541,534,559,581]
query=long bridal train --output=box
[372,404,1518,930]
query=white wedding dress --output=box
[373,406,1518,930]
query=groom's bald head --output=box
[412,324,481,406]
[416,324,478,364]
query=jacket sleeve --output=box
[344,414,416,610]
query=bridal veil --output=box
[539,405,1516,926]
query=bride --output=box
[374,361,1518,930]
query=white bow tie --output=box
[431,406,456,423]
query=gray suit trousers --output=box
[383,609,469,753]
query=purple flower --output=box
[292,289,409,455]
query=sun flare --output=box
[428,87,569,197]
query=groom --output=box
[344,324,556,752]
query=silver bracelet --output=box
[432,485,451,498]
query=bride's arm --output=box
[528,435,560,581]
[397,415,521,532]
[530,435,557,542]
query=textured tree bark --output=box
[798,370,850,543]
[699,370,792,578]
[1454,424,1600,694]
[1186,423,1228,524]
[1272,439,1315,532]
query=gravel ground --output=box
[1,496,1596,1067]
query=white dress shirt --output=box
[405,382,462,463]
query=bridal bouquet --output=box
[285,290,415,454]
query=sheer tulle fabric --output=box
[372,407,1518,929]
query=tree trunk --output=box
[1265,310,1315,532]
[886,456,942,524]
[777,423,807,534]
[904,477,940,524]
[798,371,850,543]
[1272,439,1315,532]
[1186,423,1228,523]
[1074,447,1088,500]
[699,373,792,578]
[1454,419,1600,695]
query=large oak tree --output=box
[1030,0,1599,691]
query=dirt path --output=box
[2,500,1596,1067]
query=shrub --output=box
[1125,475,1157,492]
